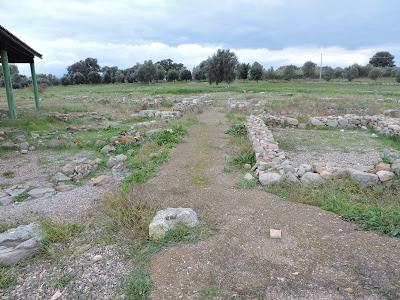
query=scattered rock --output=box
[392,162,400,176]
[91,175,112,186]
[300,172,323,184]
[149,208,199,240]
[376,170,395,182]
[52,172,71,183]
[5,184,29,197]
[0,195,13,206]
[375,162,391,172]
[18,142,30,151]
[50,290,62,300]
[347,169,379,187]
[28,187,56,199]
[270,229,282,239]
[243,173,254,180]
[101,144,116,154]
[1,141,17,150]
[259,172,282,185]
[0,223,45,266]
[145,129,162,137]
[107,154,127,168]
[55,184,75,192]
[92,255,103,262]
[282,172,299,182]
[243,163,252,170]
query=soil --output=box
[134,109,400,299]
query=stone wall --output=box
[260,112,400,139]
[246,115,400,187]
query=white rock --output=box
[259,172,282,185]
[376,170,395,182]
[243,173,254,180]
[0,223,45,266]
[300,172,323,184]
[91,175,112,186]
[50,291,62,300]
[101,144,116,154]
[270,229,282,239]
[149,208,199,240]
[347,169,379,187]
[5,185,29,197]
[107,154,127,168]
[92,255,103,262]
[52,172,71,183]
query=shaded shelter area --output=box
[0,25,42,118]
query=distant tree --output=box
[155,64,166,81]
[166,69,179,82]
[72,72,85,84]
[302,61,316,78]
[114,70,125,83]
[206,49,238,84]
[321,66,334,81]
[381,67,393,77]
[283,65,297,80]
[61,75,71,85]
[395,69,400,83]
[343,65,359,81]
[67,58,100,83]
[333,67,344,79]
[368,67,382,81]
[359,64,372,77]
[102,72,112,84]
[102,66,119,83]
[125,64,140,83]
[369,51,395,67]
[136,60,157,83]
[249,62,263,82]
[236,63,250,80]
[11,73,28,89]
[87,71,101,84]
[156,59,184,73]
[192,60,208,81]
[180,69,192,81]
[263,67,275,80]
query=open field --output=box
[1,80,400,299]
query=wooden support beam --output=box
[30,61,40,111]
[1,49,17,119]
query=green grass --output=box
[0,223,9,233]
[225,123,247,136]
[124,267,152,300]
[236,178,258,188]
[229,151,256,167]
[0,266,17,290]
[54,272,76,289]
[2,170,14,178]
[265,179,400,237]
[13,192,29,203]
[40,220,82,245]
[225,113,246,124]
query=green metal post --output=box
[1,49,17,119]
[30,60,40,111]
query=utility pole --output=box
[319,50,323,81]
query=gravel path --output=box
[133,109,400,299]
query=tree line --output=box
[1,51,399,89]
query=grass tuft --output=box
[236,178,258,188]
[40,220,82,245]
[265,179,400,237]
[13,192,29,203]
[0,266,17,290]
[2,170,14,178]
[229,151,256,167]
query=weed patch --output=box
[0,266,17,290]
[54,272,76,289]
[2,170,14,178]
[265,179,400,237]
[236,178,258,188]
[229,151,255,167]
[13,192,29,203]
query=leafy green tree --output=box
[101,66,119,83]
[156,59,184,73]
[302,61,316,78]
[179,69,192,81]
[369,51,395,67]
[166,69,179,82]
[321,67,334,81]
[206,49,238,84]
[263,67,275,80]
[236,63,250,80]
[67,58,100,82]
[343,65,359,81]
[72,72,85,84]
[368,67,382,80]
[136,60,157,83]
[249,62,263,82]
[283,65,297,80]
[333,67,343,79]
[61,75,71,85]
[155,64,166,81]
[114,70,125,83]
[192,60,208,81]
[87,71,101,84]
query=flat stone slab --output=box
[28,187,56,199]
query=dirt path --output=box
[135,109,400,299]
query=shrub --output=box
[302,61,316,78]
[179,69,192,81]
[249,62,264,82]
[61,75,71,86]
[225,124,247,136]
[343,65,359,81]
[396,69,400,83]
[368,67,382,80]
[166,69,179,82]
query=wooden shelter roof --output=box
[0,25,42,63]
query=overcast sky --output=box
[1,0,399,76]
